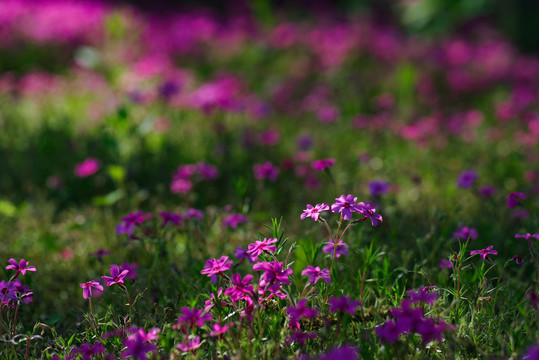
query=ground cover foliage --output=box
[0,1,538,359]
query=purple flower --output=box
[5,259,36,276]
[253,162,280,181]
[406,287,438,306]
[75,158,101,178]
[177,335,202,352]
[507,192,526,208]
[328,296,361,315]
[116,211,152,237]
[452,226,478,242]
[80,281,104,299]
[286,331,317,345]
[368,180,390,196]
[296,135,313,150]
[121,262,138,279]
[176,307,211,329]
[322,240,349,258]
[200,256,233,283]
[72,342,106,360]
[159,212,182,227]
[510,255,523,265]
[375,320,401,343]
[311,158,335,172]
[301,266,331,284]
[300,203,329,221]
[196,162,219,180]
[478,185,496,197]
[522,344,539,360]
[287,299,318,326]
[331,194,361,220]
[416,318,444,343]
[319,345,358,360]
[356,202,383,226]
[184,208,204,222]
[222,213,249,228]
[247,238,278,262]
[121,328,157,359]
[470,245,497,260]
[90,248,111,260]
[1,279,33,306]
[102,265,129,287]
[234,247,254,264]
[438,259,452,268]
[224,273,254,303]
[457,169,478,188]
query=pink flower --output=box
[224,274,254,303]
[311,158,335,172]
[300,203,329,221]
[5,259,36,276]
[507,192,526,208]
[176,307,211,329]
[222,213,248,228]
[247,238,278,262]
[200,256,233,283]
[177,335,201,352]
[80,281,104,299]
[515,232,539,251]
[301,266,331,284]
[75,158,101,177]
[470,245,497,260]
[209,323,229,337]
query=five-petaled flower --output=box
[6,258,36,276]
[300,203,329,221]
[102,264,130,287]
[301,266,331,284]
[331,194,361,220]
[80,281,104,299]
[247,238,278,262]
[470,245,497,260]
[201,256,233,283]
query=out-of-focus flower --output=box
[253,162,280,181]
[507,192,526,208]
[75,158,101,178]
[452,226,478,242]
[457,169,478,188]
[311,158,335,172]
[368,180,390,196]
[222,213,248,228]
[80,281,103,299]
[301,266,331,284]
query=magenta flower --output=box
[80,281,104,299]
[329,296,361,315]
[515,232,539,251]
[102,265,129,287]
[301,266,331,284]
[375,320,401,343]
[224,273,255,302]
[452,226,478,242]
[90,248,111,260]
[478,185,496,197]
[507,192,526,208]
[253,261,293,286]
[470,245,497,260]
[121,262,138,279]
[300,203,329,221]
[177,335,202,352]
[200,256,233,283]
[456,169,478,188]
[510,255,523,265]
[176,307,211,329]
[116,211,152,237]
[5,259,36,276]
[247,238,278,262]
[75,158,101,177]
[209,323,229,337]
[331,194,361,220]
[121,328,157,359]
[253,162,280,181]
[234,247,254,264]
[356,202,383,226]
[222,213,249,228]
[311,158,335,172]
